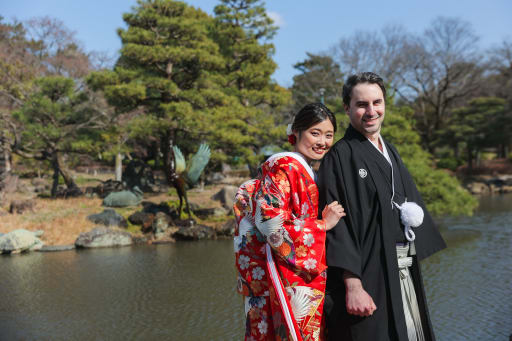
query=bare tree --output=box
[393,17,484,152]
[330,24,412,87]
[24,16,91,78]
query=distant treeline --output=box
[3,0,509,216]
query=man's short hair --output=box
[342,72,387,106]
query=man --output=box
[317,72,446,341]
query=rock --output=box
[9,200,35,214]
[466,182,489,195]
[174,224,216,241]
[194,207,228,218]
[141,201,179,220]
[499,185,512,193]
[132,235,150,244]
[75,227,133,248]
[87,209,128,228]
[0,229,44,254]
[128,211,155,233]
[37,245,75,252]
[152,212,176,239]
[217,219,236,237]
[211,185,238,210]
[206,172,226,184]
[103,187,143,207]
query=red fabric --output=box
[234,155,327,341]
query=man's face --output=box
[344,83,385,138]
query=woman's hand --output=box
[322,201,346,231]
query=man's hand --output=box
[344,272,377,317]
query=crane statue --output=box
[170,143,211,218]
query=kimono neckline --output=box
[266,152,315,181]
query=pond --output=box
[0,194,511,340]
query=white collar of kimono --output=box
[368,134,391,166]
[266,152,315,181]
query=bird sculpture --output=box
[170,143,211,218]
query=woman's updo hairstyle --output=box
[288,103,337,145]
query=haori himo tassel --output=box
[394,200,424,242]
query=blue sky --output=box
[2,0,511,87]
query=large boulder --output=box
[87,209,128,228]
[103,187,143,207]
[174,223,216,241]
[141,201,179,220]
[211,185,238,211]
[0,229,44,254]
[466,182,490,195]
[128,211,155,233]
[152,212,176,239]
[75,227,132,248]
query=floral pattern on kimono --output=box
[234,154,328,341]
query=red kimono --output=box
[233,153,328,341]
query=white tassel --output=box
[394,201,424,242]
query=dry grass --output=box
[0,174,242,246]
[0,197,104,245]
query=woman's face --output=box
[294,119,335,163]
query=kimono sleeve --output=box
[254,160,327,276]
[317,146,363,278]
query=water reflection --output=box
[422,193,512,340]
[0,194,511,340]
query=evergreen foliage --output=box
[382,102,478,216]
[13,76,107,196]
[212,0,291,168]
[439,97,510,169]
[88,0,229,179]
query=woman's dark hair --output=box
[292,103,337,134]
[342,72,386,106]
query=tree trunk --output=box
[50,152,79,197]
[51,152,60,198]
[115,152,123,181]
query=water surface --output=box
[0,194,511,340]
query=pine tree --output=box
[13,76,107,197]
[291,53,344,112]
[212,0,291,169]
[88,0,228,182]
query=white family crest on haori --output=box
[359,168,368,178]
[393,200,424,242]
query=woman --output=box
[233,103,345,341]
